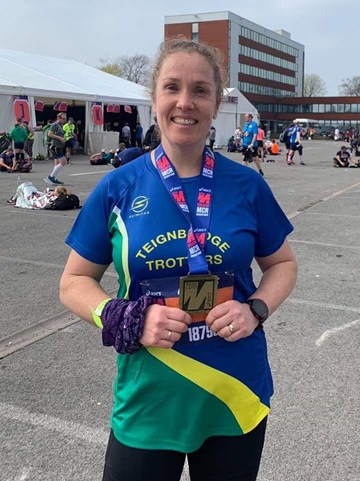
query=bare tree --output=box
[303,74,327,97]
[339,76,360,96]
[98,54,151,86]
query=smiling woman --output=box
[60,37,297,481]
[149,40,224,177]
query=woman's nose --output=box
[176,90,194,110]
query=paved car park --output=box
[0,140,359,481]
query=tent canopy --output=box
[0,48,151,106]
[222,88,258,118]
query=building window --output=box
[192,22,199,42]
[337,104,344,113]
[351,104,358,113]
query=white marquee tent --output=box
[0,49,258,153]
[0,48,152,153]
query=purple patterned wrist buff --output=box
[101,296,156,354]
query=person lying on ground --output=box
[90,150,115,165]
[111,147,145,168]
[7,183,70,209]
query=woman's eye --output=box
[165,84,178,92]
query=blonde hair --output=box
[151,38,226,104]
[54,186,70,196]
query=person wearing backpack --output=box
[286,120,305,166]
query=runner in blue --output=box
[242,113,264,176]
[287,120,305,165]
[60,38,298,481]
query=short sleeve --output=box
[65,178,114,265]
[252,178,293,258]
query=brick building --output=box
[165,12,360,134]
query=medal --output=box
[179,274,218,313]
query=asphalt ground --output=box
[0,140,359,481]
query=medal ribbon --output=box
[154,144,215,274]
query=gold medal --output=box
[179,274,218,313]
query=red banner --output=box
[58,102,68,112]
[107,104,120,113]
[13,98,31,122]
[92,104,103,125]
[34,100,45,112]
[53,101,68,112]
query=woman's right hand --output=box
[139,304,192,348]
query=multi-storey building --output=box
[165,12,360,134]
[165,11,305,99]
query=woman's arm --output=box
[206,240,297,340]
[253,239,297,315]
[60,249,111,325]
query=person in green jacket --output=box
[9,120,29,169]
[63,117,76,164]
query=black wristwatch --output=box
[244,298,269,328]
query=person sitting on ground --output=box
[90,149,115,165]
[0,148,17,172]
[227,135,237,152]
[333,145,360,168]
[7,183,70,209]
[267,139,280,156]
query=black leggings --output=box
[102,417,267,481]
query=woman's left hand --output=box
[205,300,259,341]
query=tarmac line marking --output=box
[0,402,108,446]
[316,319,360,346]
[2,209,78,219]
[289,239,360,249]
[306,212,360,219]
[288,298,360,314]
[287,179,360,219]
[69,170,109,176]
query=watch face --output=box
[250,299,269,322]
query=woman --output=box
[60,39,297,481]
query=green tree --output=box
[303,74,327,97]
[339,76,360,96]
[98,54,151,85]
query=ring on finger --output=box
[167,330,172,341]
[228,323,235,334]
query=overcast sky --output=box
[2,0,359,96]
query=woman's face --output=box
[152,52,219,151]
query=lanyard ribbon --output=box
[154,144,215,275]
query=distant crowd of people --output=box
[2,114,359,182]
